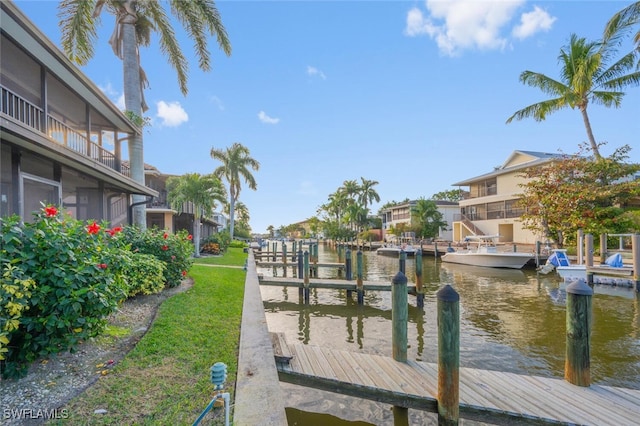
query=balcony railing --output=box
[1,85,129,177]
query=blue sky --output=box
[14,0,640,233]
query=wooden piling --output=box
[585,234,594,284]
[392,271,409,424]
[282,243,287,265]
[399,250,406,274]
[392,271,408,362]
[437,284,460,425]
[345,249,352,281]
[600,234,607,264]
[577,229,584,264]
[303,250,310,303]
[565,279,593,387]
[272,242,277,262]
[415,249,424,308]
[356,250,364,305]
[292,241,297,262]
[632,234,639,292]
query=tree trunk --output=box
[194,214,201,257]
[229,192,236,240]
[580,107,601,160]
[122,9,146,229]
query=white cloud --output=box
[98,82,125,109]
[307,65,326,80]
[156,101,189,127]
[405,0,528,56]
[258,111,280,124]
[512,6,556,39]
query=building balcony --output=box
[1,84,130,177]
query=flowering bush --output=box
[120,227,193,287]
[0,264,35,365]
[0,208,128,378]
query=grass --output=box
[56,247,247,425]
[194,247,248,267]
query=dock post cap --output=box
[566,279,594,295]
[392,271,407,285]
[437,284,460,302]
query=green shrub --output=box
[0,263,35,364]
[120,252,166,297]
[120,227,193,287]
[229,240,247,248]
[0,209,127,378]
[202,230,231,251]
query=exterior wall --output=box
[380,201,459,241]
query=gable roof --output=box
[451,150,566,186]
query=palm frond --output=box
[519,71,568,97]
[603,1,640,45]
[58,0,99,65]
[506,97,568,123]
[144,1,189,95]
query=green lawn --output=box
[57,248,247,425]
[194,248,248,267]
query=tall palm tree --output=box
[506,33,640,159]
[210,143,260,239]
[340,179,360,201]
[357,177,380,216]
[166,173,227,257]
[59,0,232,228]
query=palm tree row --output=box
[317,177,380,240]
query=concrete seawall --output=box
[233,250,288,425]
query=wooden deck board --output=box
[274,341,640,425]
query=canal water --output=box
[257,241,640,425]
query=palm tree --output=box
[411,198,447,239]
[506,33,640,159]
[357,177,380,216]
[59,0,232,228]
[210,143,260,239]
[166,173,227,257]
[225,200,250,228]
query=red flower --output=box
[182,270,187,277]
[87,222,100,234]
[44,206,58,217]
[187,235,193,241]
[161,245,169,251]
[106,226,123,237]
[163,232,169,239]
[97,263,108,269]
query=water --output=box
[258,241,640,424]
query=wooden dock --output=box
[272,334,640,425]
[259,276,416,293]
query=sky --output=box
[13,0,640,234]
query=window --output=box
[21,173,61,222]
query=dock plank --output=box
[275,341,640,425]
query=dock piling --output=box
[632,234,639,292]
[303,251,310,303]
[415,249,424,308]
[399,250,406,274]
[565,279,593,387]
[392,271,409,424]
[437,284,460,425]
[357,250,364,305]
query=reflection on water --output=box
[259,241,640,424]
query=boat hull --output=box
[376,247,416,257]
[441,252,532,269]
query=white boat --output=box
[441,235,533,269]
[377,232,418,257]
[541,249,631,282]
[376,244,418,257]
